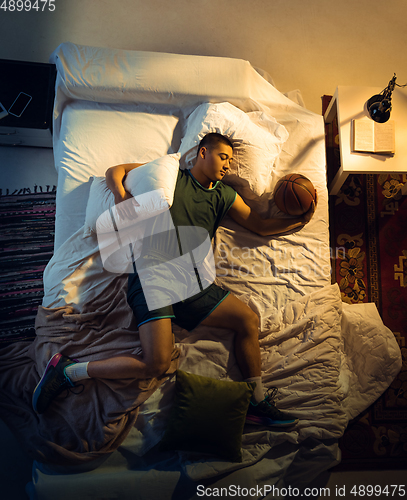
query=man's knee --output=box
[145,354,172,378]
[244,308,260,333]
[200,294,259,336]
[233,306,259,336]
[138,318,174,378]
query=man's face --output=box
[201,144,234,182]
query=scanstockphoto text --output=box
[0,0,55,11]
[196,483,407,498]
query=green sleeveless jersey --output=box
[170,169,237,238]
[136,169,237,266]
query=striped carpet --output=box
[0,186,56,345]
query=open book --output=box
[352,119,395,154]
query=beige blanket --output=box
[0,276,179,466]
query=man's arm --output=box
[228,194,316,237]
[105,163,145,205]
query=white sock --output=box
[245,376,264,404]
[65,362,90,382]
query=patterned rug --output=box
[324,96,407,469]
[0,187,56,346]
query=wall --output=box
[1,0,406,114]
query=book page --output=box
[352,119,395,154]
[374,120,395,153]
[353,119,374,152]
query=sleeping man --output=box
[32,133,316,427]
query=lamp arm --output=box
[382,74,397,101]
[368,73,407,123]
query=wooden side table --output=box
[324,86,407,195]
[0,59,56,148]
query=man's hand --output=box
[114,189,133,206]
[113,190,140,222]
[300,191,318,225]
[229,191,318,237]
[105,162,145,223]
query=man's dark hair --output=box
[196,133,234,158]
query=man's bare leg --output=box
[200,293,261,379]
[201,293,299,426]
[32,318,174,414]
[87,318,174,380]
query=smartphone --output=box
[8,92,32,118]
[0,101,8,120]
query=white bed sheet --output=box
[29,43,402,496]
[46,97,330,309]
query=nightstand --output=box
[0,59,56,148]
[324,86,407,195]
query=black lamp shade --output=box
[367,74,398,123]
[367,94,392,123]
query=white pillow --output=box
[84,153,180,236]
[53,101,181,251]
[178,102,288,198]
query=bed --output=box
[0,43,401,499]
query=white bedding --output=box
[28,43,401,496]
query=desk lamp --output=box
[367,74,397,123]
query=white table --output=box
[324,86,407,195]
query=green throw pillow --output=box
[160,370,255,462]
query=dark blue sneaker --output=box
[32,353,77,414]
[246,388,299,427]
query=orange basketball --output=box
[273,174,316,216]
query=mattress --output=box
[0,42,400,499]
